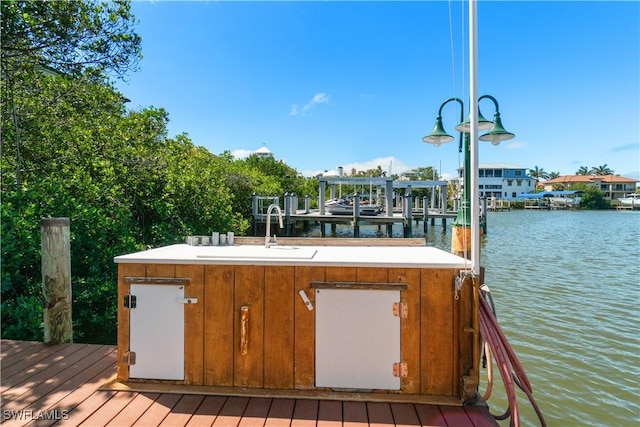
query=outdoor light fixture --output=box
[454,109,493,133]
[422,95,514,148]
[421,94,515,258]
[479,111,515,145]
[422,115,455,147]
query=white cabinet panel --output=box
[315,288,400,390]
[129,284,184,380]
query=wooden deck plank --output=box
[2,344,98,403]
[54,389,117,426]
[237,397,272,427]
[185,395,227,427]
[438,405,475,427]
[212,396,250,427]
[464,405,501,427]
[2,345,114,412]
[390,402,421,426]
[414,404,447,426]
[1,343,77,390]
[27,363,117,427]
[316,400,342,427]
[367,402,395,427]
[343,401,368,427]
[0,341,499,427]
[290,399,318,427]
[106,393,160,426]
[28,350,117,426]
[264,397,295,427]
[131,393,182,426]
[159,394,206,427]
[79,390,138,426]
[1,340,41,364]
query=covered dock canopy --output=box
[318,176,394,215]
[516,190,584,199]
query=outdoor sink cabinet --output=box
[113,237,481,406]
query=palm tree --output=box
[529,166,549,182]
[589,164,613,176]
[447,181,460,209]
[576,166,589,175]
[548,171,560,179]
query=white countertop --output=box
[114,243,470,269]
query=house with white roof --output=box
[459,163,536,201]
[254,144,273,158]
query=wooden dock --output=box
[253,210,458,238]
[1,339,498,426]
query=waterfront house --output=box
[458,163,536,201]
[540,174,638,201]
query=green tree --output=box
[0,0,327,345]
[589,164,614,176]
[576,166,589,175]
[548,171,560,179]
[529,166,549,182]
[447,181,460,210]
[242,154,306,195]
[1,74,252,343]
[412,166,439,181]
[1,0,141,79]
[577,185,610,209]
[1,0,143,185]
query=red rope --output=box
[480,304,519,426]
[479,290,547,427]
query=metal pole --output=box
[470,0,480,276]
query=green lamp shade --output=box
[455,108,493,132]
[422,115,454,146]
[479,112,515,145]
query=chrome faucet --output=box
[265,203,283,248]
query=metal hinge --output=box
[124,351,136,366]
[392,302,408,318]
[124,294,137,309]
[393,362,408,378]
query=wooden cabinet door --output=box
[129,284,185,380]
[315,288,400,390]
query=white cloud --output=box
[290,92,330,115]
[231,149,253,159]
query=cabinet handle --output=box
[240,306,249,356]
[176,297,198,304]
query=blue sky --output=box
[116,1,639,180]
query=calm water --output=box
[301,210,640,426]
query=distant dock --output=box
[252,193,463,238]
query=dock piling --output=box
[41,217,73,345]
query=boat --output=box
[618,193,640,207]
[549,195,581,209]
[326,196,382,216]
[517,190,583,209]
[329,202,381,216]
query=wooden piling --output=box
[41,217,72,345]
